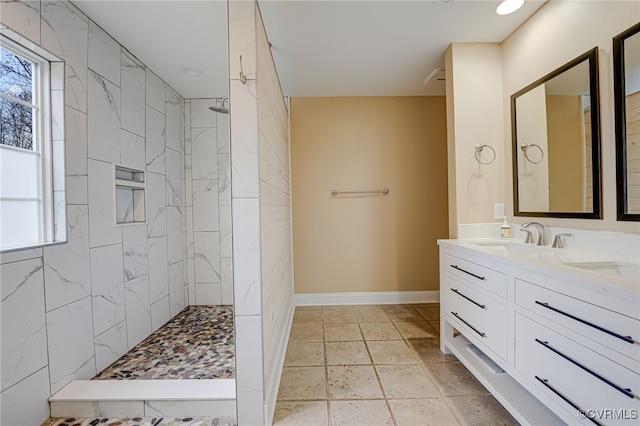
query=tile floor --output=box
[273,304,519,426]
[44,304,518,426]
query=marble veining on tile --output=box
[1,257,47,391]
[90,244,126,337]
[123,226,149,282]
[146,105,166,174]
[166,207,184,264]
[87,70,121,164]
[166,149,183,208]
[168,261,186,317]
[124,276,152,350]
[165,88,182,153]
[88,20,121,86]
[63,106,88,202]
[121,129,146,171]
[94,306,234,380]
[43,204,91,311]
[47,297,97,393]
[1,0,41,44]
[41,0,89,113]
[121,52,146,138]
[145,172,168,238]
[146,70,166,114]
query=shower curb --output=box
[49,379,236,418]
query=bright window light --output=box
[1,33,66,251]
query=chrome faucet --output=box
[552,232,573,248]
[521,222,547,246]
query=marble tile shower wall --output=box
[0,2,187,425]
[184,99,233,306]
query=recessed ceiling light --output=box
[496,0,524,16]
[181,67,202,77]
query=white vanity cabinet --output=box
[439,240,640,426]
[441,253,509,362]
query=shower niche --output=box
[114,164,146,225]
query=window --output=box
[0,33,65,251]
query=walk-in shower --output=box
[46,96,237,423]
[210,96,229,114]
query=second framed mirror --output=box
[614,22,640,221]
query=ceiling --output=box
[73,0,229,99]
[73,0,546,99]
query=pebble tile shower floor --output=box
[43,417,236,426]
[95,305,235,380]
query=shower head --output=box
[209,96,229,114]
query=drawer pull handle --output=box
[451,288,486,309]
[534,376,603,426]
[534,301,635,344]
[451,311,486,337]
[450,265,486,281]
[535,338,635,399]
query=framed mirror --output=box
[614,22,640,221]
[511,48,601,218]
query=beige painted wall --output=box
[446,43,506,236]
[290,97,448,294]
[502,0,640,232]
[547,95,584,212]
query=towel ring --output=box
[521,143,544,164]
[474,144,496,165]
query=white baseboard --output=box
[294,291,439,306]
[264,294,295,426]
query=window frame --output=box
[1,31,65,252]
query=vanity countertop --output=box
[438,238,640,297]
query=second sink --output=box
[562,261,640,282]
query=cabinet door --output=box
[515,313,640,426]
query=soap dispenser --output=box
[500,217,511,239]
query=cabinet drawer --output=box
[442,252,507,298]
[442,274,508,360]
[515,313,640,425]
[515,279,640,365]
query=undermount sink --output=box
[472,241,517,246]
[471,240,548,254]
[562,261,640,282]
